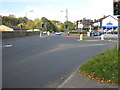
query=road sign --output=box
[77,21,83,28]
[78,23,83,28]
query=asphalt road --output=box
[2,35,116,88]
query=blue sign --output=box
[107,22,113,25]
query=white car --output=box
[43,31,47,34]
[55,32,62,35]
[27,30,33,31]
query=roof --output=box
[0,25,14,31]
[95,15,118,23]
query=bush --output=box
[69,32,87,34]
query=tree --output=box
[18,17,28,24]
[51,20,62,31]
[2,15,18,26]
[61,21,75,32]
[34,18,41,30]
[17,17,28,29]
[8,14,16,18]
[25,20,35,30]
[41,17,57,32]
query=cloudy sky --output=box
[0,0,115,22]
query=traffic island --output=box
[79,45,119,85]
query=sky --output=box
[0,0,115,22]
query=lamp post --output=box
[61,9,68,22]
[66,9,68,22]
[26,10,34,18]
[61,9,69,34]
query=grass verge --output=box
[80,45,119,85]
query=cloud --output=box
[69,0,113,20]
[0,0,115,22]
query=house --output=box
[0,25,14,31]
[93,15,118,32]
[76,19,93,31]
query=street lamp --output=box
[26,10,34,18]
[61,9,68,22]
[60,9,68,20]
[60,9,69,34]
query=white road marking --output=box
[58,69,79,88]
[58,73,75,88]
[1,44,12,48]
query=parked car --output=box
[27,30,33,31]
[91,30,102,36]
[43,31,47,34]
[113,31,118,34]
[55,31,62,35]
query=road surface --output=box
[2,35,116,88]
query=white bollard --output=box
[101,34,104,40]
[80,34,83,40]
[87,32,90,37]
[40,32,42,37]
[47,31,50,36]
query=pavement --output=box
[58,69,119,88]
[104,34,117,38]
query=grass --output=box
[80,45,119,85]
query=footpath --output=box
[58,69,118,88]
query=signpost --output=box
[77,20,84,40]
[77,21,83,33]
[78,21,83,32]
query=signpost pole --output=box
[77,20,83,40]
[117,16,120,51]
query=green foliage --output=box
[69,32,87,34]
[1,14,75,31]
[25,20,35,30]
[2,15,19,26]
[51,20,62,31]
[61,21,75,31]
[34,18,42,30]
[18,17,28,24]
[80,45,119,84]
[41,17,57,32]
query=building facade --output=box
[100,15,118,32]
[93,15,118,33]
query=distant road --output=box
[2,35,115,88]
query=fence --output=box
[1,31,40,39]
